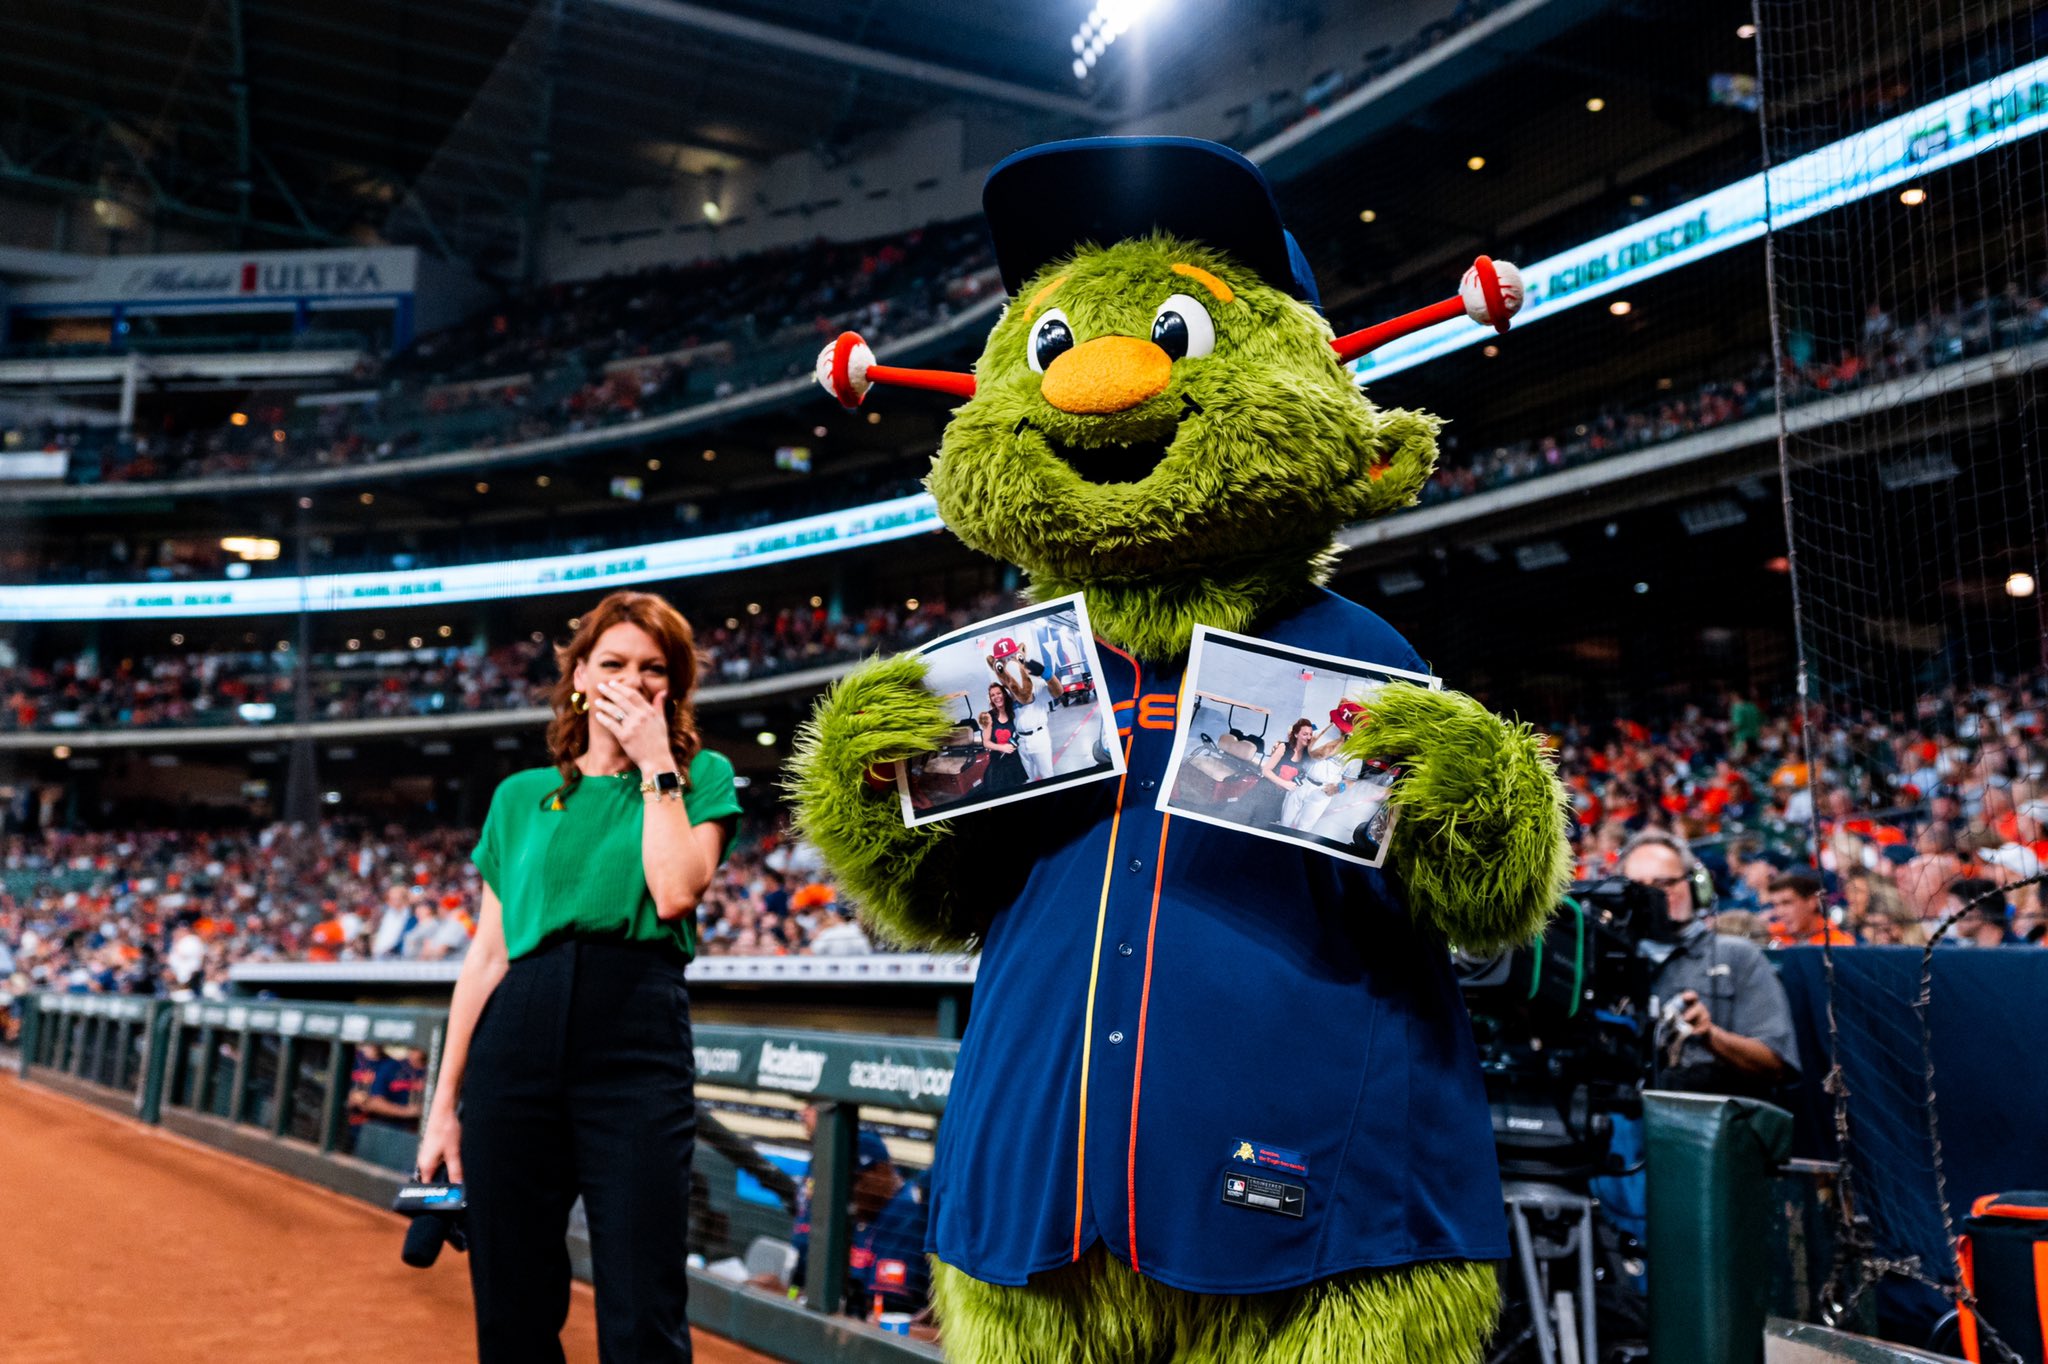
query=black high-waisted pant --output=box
[460,935,695,1363]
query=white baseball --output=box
[1461,259,1526,325]
[813,335,875,404]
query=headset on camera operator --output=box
[1619,831,1800,1099]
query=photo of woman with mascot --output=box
[893,596,1122,826]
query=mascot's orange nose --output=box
[1040,336,1173,414]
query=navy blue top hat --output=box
[982,136,1321,309]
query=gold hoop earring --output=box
[570,690,591,714]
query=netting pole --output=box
[1749,0,1864,1326]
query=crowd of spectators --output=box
[1562,673,2048,948]
[0,591,1012,733]
[1423,275,2048,506]
[0,807,869,1037]
[66,220,997,487]
[6,668,2042,1049]
[19,265,2038,594]
[0,821,482,1018]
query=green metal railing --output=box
[161,998,447,1160]
[17,991,171,1118]
[17,992,947,1362]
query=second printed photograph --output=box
[1155,627,1441,867]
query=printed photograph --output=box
[896,594,1124,826]
[1154,627,1441,867]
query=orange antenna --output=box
[1329,256,1525,364]
[815,332,977,409]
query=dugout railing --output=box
[15,991,948,1363]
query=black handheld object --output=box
[393,1180,469,1268]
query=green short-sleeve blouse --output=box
[472,748,741,962]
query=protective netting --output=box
[1754,0,2048,1344]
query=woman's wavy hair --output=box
[1288,717,1315,747]
[544,590,701,808]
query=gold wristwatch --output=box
[639,770,684,801]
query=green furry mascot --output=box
[791,138,1570,1363]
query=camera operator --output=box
[1620,831,1799,1099]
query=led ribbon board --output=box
[0,493,943,622]
[1351,56,2048,382]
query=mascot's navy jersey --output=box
[928,587,1509,1294]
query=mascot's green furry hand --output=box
[1345,683,1571,954]
[785,654,992,951]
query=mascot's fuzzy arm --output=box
[786,654,1006,950]
[1347,683,1572,953]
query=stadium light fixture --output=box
[1899,186,1927,206]
[1466,155,1486,171]
[229,411,249,426]
[2008,571,2038,598]
[1608,299,1632,316]
[220,536,281,561]
[1585,97,1606,112]
[1736,23,1757,38]
[702,199,721,221]
[756,731,778,746]
[1358,209,1378,223]
[1067,0,1159,81]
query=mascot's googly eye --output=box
[1028,309,1076,373]
[1150,294,1215,361]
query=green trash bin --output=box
[1645,1090,1796,1364]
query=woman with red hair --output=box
[415,589,740,1362]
